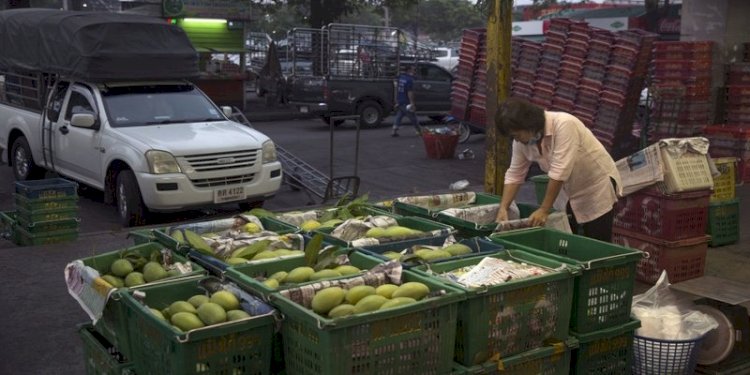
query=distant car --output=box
[435,47,459,73]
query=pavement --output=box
[0,93,747,374]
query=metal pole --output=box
[484,0,513,195]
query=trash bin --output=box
[530,174,549,204]
[422,131,459,159]
[632,335,705,375]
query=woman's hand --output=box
[528,208,549,227]
[495,207,509,223]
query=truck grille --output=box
[191,173,256,188]
[183,150,259,172]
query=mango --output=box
[285,267,315,283]
[311,287,345,315]
[268,271,288,283]
[226,310,251,321]
[379,297,417,310]
[143,262,168,283]
[252,250,279,261]
[415,249,451,262]
[345,285,376,305]
[188,294,210,308]
[161,307,171,320]
[197,302,227,325]
[365,227,387,238]
[149,308,167,321]
[382,251,402,261]
[301,220,322,232]
[110,259,133,277]
[383,226,416,238]
[101,275,124,288]
[170,301,198,315]
[334,265,361,276]
[263,278,279,289]
[124,272,145,287]
[375,284,399,299]
[210,291,240,311]
[171,312,205,331]
[392,282,430,300]
[320,219,343,228]
[309,269,341,281]
[353,295,388,314]
[226,257,248,266]
[170,230,185,244]
[244,223,261,234]
[328,304,355,318]
[444,243,472,256]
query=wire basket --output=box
[632,335,705,375]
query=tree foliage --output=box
[272,0,418,28]
[389,0,485,42]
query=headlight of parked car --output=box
[146,150,181,174]
[262,140,277,164]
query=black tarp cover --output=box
[0,9,199,81]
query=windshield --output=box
[100,84,225,128]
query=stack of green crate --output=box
[11,178,80,246]
[707,158,741,247]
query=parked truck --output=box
[0,9,283,226]
[286,25,454,127]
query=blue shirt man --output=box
[392,64,419,137]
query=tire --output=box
[357,100,384,127]
[320,116,345,127]
[238,200,264,211]
[457,122,472,144]
[11,136,45,181]
[116,170,148,227]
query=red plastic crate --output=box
[612,229,708,284]
[652,50,712,61]
[654,41,714,53]
[613,188,711,241]
[653,59,712,71]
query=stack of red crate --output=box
[704,125,750,183]
[593,30,656,152]
[613,185,711,284]
[649,41,715,141]
[576,29,614,129]
[451,29,485,122]
[512,38,541,100]
[469,45,488,126]
[724,63,750,125]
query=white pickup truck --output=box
[0,10,282,226]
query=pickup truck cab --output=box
[435,47,459,73]
[288,61,453,127]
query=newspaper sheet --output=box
[616,143,664,196]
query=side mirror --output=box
[70,113,96,128]
[222,106,233,117]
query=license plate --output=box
[300,106,309,113]
[214,186,245,203]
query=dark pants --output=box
[393,104,418,130]
[566,178,617,242]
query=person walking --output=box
[494,98,622,242]
[392,64,419,137]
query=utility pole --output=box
[384,6,390,28]
[484,0,513,195]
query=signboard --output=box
[163,0,254,21]
[585,17,630,32]
[512,21,544,37]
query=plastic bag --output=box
[631,271,718,340]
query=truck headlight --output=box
[262,140,277,164]
[146,150,181,174]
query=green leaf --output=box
[233,240,272,259]
[318,210,336,223]
[247,208,276,218]
[184,230,216,258]
[313,253,337,272]
[337,207,353,220]
[304,234,325,267]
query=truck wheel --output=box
[116,170,148,227]
[357,100,383,127]
[458,122,472,143]
[11,136,45,181]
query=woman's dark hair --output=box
[494,98,546,136]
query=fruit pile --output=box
[382,242,473,262]
[100,249,186,288]
[147,290,252,332]
[261,264,363,290]
[175,229,304,265]
[310,282,431,318]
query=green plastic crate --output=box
[16,216,80,234]
[0,211,16,240]
[128,228,156,245]
[14,193,78,211]
[571,319,640,375]
[530,175,550,205]
[78,324,136,375]
[359,237,505,269]
[14,177,77,199]
[225,249,384,300]
[412,250,576,366]
[16,205,78,223]
[121,277,276,375]
[151,215,299,251]
[451,338,578,375]
[435,202,541,238]
[12,225,78,246]
[80,242,207,361]
[393,192,501,219]
[314,215,456,248]
[707,199,740,247]
[490,228,643,334]
[269,269,464,374]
